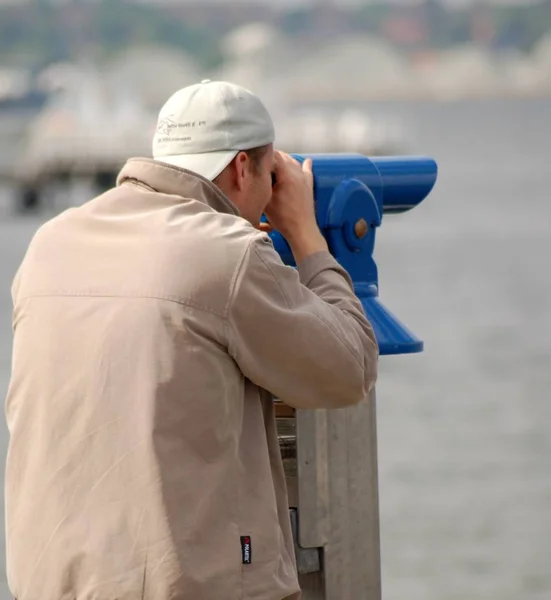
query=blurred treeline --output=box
[1,0,551,70]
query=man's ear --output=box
[234,151,250,191]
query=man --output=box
[5,80,378,600]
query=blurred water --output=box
[0,98,550,600]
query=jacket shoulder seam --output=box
[251,242,292,308]
[225,234,264,317]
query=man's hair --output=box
[212,144,270,186]
[244,145,270,175]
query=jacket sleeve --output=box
[227,235,379,409]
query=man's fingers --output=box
[302,158,314,188]
[302,158,313,175]
[257,222,274,233]
[276,150,302,169]
[273,151,313,194]
[274,151,287,180]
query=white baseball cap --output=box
[152,79,275,181]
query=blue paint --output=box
[269,154,438,355]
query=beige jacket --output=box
[5,158,378,600]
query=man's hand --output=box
[264,152,328,264]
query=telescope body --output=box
[268,154,438,354]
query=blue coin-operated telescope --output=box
[269,154,438,355]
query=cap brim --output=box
[154,150,238,181]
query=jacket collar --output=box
[116,157,240,217]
